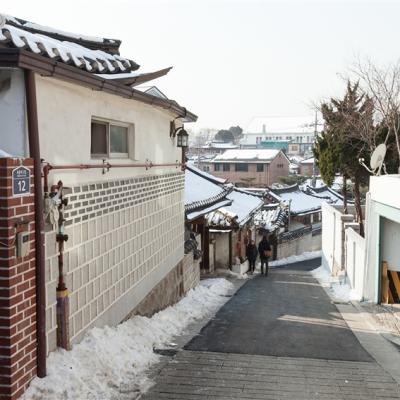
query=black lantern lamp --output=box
[176,127,189,148]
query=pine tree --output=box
[314,82,372,236]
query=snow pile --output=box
[215,268,249,280]
[22,278,233,400]
[311,266,360,302]
[269,250,321,267]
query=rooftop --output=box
[0,13,196,121]
[270,184,333,215]
[245,116,319,134]
[213,149,281,162]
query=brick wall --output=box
[268,152,290,185]
[200,154,290,186]
[0,158,37,400]
[44,171,185,352]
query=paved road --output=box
[142,260,400,400]
[185,262,371,361]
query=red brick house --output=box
[203,149,290,187]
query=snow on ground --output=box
[311,265,360,302]
[215,268,249,280]
[22,278,233,400]
[269,250,322,267]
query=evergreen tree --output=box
[215,129,235,143]
[314,82,372,236]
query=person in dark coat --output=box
[246,240,258,274]
[258,235,271,276]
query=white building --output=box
[321,174,400,304]
[0,14,197,362]
[364,175,400,303]
[240,116,319,155]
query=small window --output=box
[110,125,128,156]
[91,120,129,158]
[214,163,221,172]
[235,163,248,172]
[257,164,264,172]
[223,164,230,172]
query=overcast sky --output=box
[3,0,400,131]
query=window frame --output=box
[256,163,264,172]
[235,163,248,172]
[91,119,130,159]
[214,163,221,172]
[223,163,230,172]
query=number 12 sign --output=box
[12,166,31,197]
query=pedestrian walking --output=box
[246,240,258,274]
[258,235,271,276]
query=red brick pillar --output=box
[0,158,37,400]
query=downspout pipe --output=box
[25,70,46,378]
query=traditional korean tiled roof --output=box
[186,165,227,184]
[206,188,264,228]
[270,184,331,215]
[306,185,344,205]
[0,15,138,74]
[0,13,197,121]
[254,205,287,232]
[185,168,232,221]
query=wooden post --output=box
[381,261,389,304]
[203,225,210,271]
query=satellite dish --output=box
[0,15,6,29]
[370,143,386,174]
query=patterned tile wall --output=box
[44,171,184,352]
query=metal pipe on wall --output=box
[25,69,46,377]
[43,161,182,193]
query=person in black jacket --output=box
[258,235,271,276]
[246,240,258,274]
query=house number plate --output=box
[12,166,31,196]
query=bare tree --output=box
[352,58,400,172]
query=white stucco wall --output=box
[212,232,230,269]
[321,203,355,275]
[382,218,400,271]
[370,175,400,209]
[34,75,183,185]
[345,227,365,300]
[34,75,190,352]
[364,176,400,302]
[0,68,26,156]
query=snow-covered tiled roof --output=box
[270,184,330,215]
[0,14,138,74]
[185,168,232,222]
[186,165,227,184]
[254,206,286,231]
[186,199,232,222]
[213,149,280,162]
[206,188,263,227]
[306,186,343,205]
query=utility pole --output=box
[312,111,318,187]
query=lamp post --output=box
[176,127,189,170]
